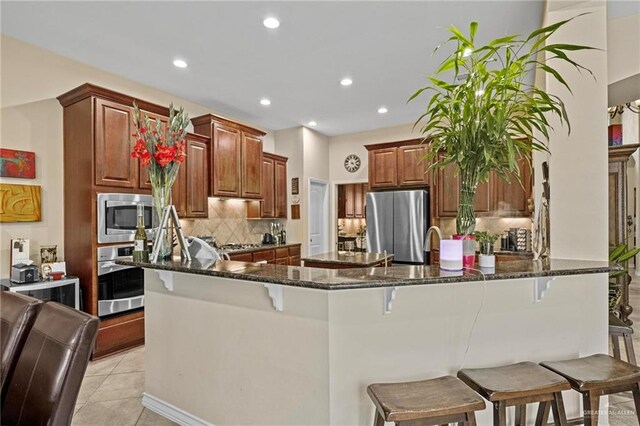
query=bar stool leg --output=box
[632,382,640,422]
[493,401,507,426]
[535,401,550,426]
[612,334,622,360]
[624,333,637,365]
[515,404,526,426]
[582,391,599,426]
[550,392,568,426]
[466,411,478,426]
[373,410,384,426]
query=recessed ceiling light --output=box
[475,89,485,96]
[263,17,280,29]
[462,47,473,57]
[340,78,353,86]
[378,107,388,114]
[260,98,271,106]
[173,59,188,68]
[308,121,317,127]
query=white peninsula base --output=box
[141,269,608,425]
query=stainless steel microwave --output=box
[97,193,155,244]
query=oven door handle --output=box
[97,261,135,276]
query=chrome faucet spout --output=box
[425,226,443,252]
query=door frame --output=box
[308,178,330,256]
[332,179,368,251]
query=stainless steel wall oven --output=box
[97,245,144,317]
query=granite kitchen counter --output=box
[219,242,301,255]
[301,251,393,268]
[117,257,614,290]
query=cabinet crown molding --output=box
[191,113,266,137]
[364,138,425,151]
[57,83,170,117]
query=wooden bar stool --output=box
[457,362,571,426]
[366,375,486,425]
[610,314,637,365]
[540,354,640,426]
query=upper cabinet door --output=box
[172,157,187,217]
[274,158,287,218]
[212,124,241,197]
[261,156,275,218]
[436,160,491,218]
[368,148,398,188]
[94,99,137,188]
[185,136,209,218]
[493,157,532,216]
[345,184,355,218]
[397,145,429,187]
[241,132,263,199]
[139,112,169,189]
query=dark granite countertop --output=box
[302,251,393,267]
[221,242,301,255]
[117,258,615,291]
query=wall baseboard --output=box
[142,393,212,426]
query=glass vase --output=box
[152,183,173,261]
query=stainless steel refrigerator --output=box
[366,190,429,264]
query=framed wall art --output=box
[0,149,36,179]
[0,184,42,222]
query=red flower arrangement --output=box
[130,102,189,188]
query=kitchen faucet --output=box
[425,226,443,252]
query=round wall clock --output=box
[344,154,361,173]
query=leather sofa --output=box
[1,294,99,425]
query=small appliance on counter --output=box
[501,228,531,252]
[11,263,39,284]
[185,236,226,261]
[262,233,276,245]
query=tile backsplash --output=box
[180,198,284,245]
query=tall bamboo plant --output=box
[410,17,595,235]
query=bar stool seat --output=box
[540,354,640,425]
[367,375,486,425]
[458,362,571,426]
[609,313,637,365]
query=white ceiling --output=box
[1,1,636,136]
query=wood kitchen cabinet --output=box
[247,153,288,219]
[192,114,265,200]
[338,183,367,219]
[227,244,301,266]
[58,83,175,359]
[435,154,531,218]
[172,133,210,219]
[366,140,429,190]
[94,98,138,188]
[368,148,398,188]
[397,145,429,187]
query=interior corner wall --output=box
[0,35,274,278]
[301,127,330,256]
[607,14,640,85]
[543,2,608,261]
[274,127,304,254]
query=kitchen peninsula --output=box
[119,257,612,425]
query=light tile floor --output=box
[72,345,177,426]
[73,273,640,426]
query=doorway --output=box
[336,182,368,253]
[308,179,329,256]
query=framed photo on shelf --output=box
[40,245,58,264]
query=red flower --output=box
[139,127,147,134]
[154,144,176,167]
[174,140,186,164]
[140,151,152,167]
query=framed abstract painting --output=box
[0,184,42,222]
[0,149,36,178]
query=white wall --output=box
[0,35,274,277]
[301,128,330,256]
[607,14,640,85]
[543,1,609,261]
[274,127,304,251]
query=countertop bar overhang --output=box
[123,259,614,425]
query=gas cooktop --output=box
[218,243,263,251]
